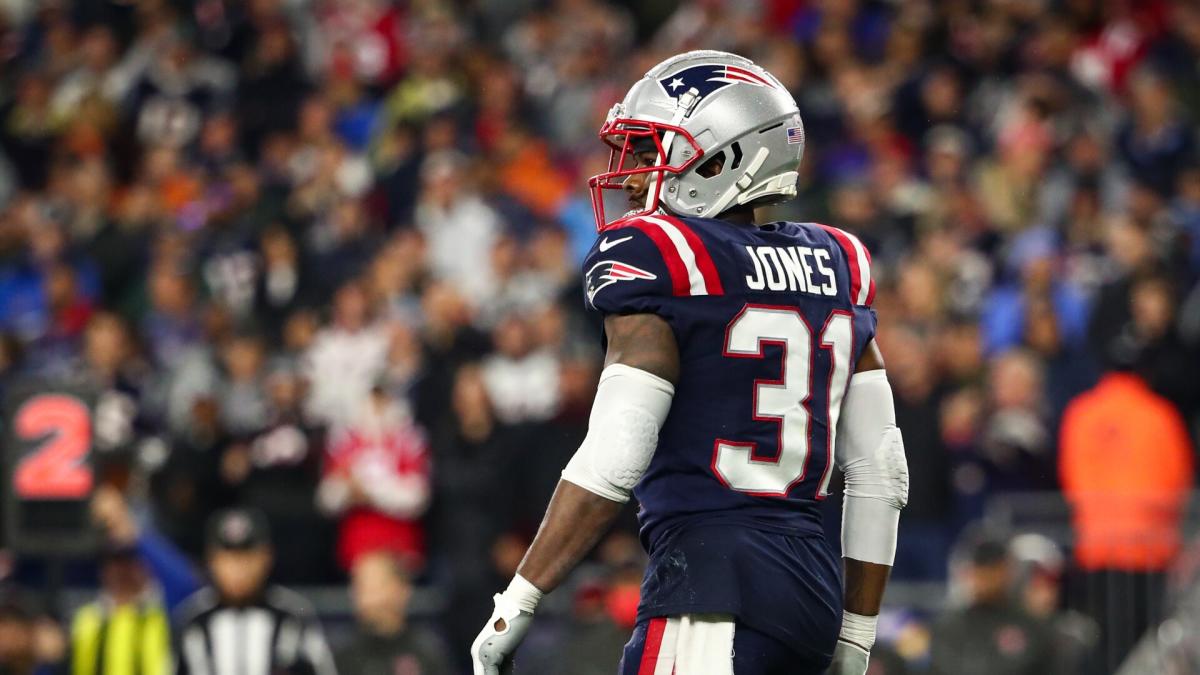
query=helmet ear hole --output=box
[697,151,726,179]
[730,142,743,170]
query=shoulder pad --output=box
[816,223,875,307]
[584,215,724,313]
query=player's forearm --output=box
[843,557,891,616]
[515,479,624,592]
[833,350,907,665]
[472,483,619,674]
[834,557,891,667]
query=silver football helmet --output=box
[588,50,804,230]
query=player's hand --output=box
[828,639,870,675]
[470,593,533,675]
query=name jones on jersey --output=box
[743,245,838,296]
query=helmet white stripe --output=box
[643,215,708,295]
[645,129,672,214]
[646,100,692,214]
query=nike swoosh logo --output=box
[598,235,633,252]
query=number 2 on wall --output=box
[714,305,853,498]
[12,394,94,499]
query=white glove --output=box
[827,611,877,675]
[828,640,870,675]
[470,576,542,675]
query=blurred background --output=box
[0,0,1199,673]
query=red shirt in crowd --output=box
[317,398,431,571]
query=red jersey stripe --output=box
[625,220,690,296]
[817,224,863,305]
[638,618,668,675]
[660,215,725,295]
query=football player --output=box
[471,50,908,675]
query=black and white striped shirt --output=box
[174,586,337,675]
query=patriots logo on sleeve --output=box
[658,64,776,104]
[586,260,657,306]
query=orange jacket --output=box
[1060,373,1194,571]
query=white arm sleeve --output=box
[561,364,674,503]
[837,369,908,566]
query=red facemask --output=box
[587,117,704,232]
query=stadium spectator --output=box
[1060,371,1195,571]
[80,312,152,459]
[213,330,271,436]
[979,349,1055,494]
[414,151,502,308]
[147,396,232,560]
[235,21,310,155]
[69,544,170,675]
[228,361,334,584]
[1132,272,1200,413]
[302,279,389,424]
[140,263,202,379]
[427,364,519,659]
[74,487,178,675]
[1,73,58,189]
[1009,534,1100,675]
[317,385,431,572]
[480,312,561,425]
[980,234,1089,358]
[886,325,951,581]
[1059,367,1195,671]
[175,508,335,675]
[253,227,311,347]
[306,198,380,299]
[126,30,235,150]
[0,588,65,675]
[50,26,123,126]
[929,532,1054,675]
[1116,67,1196,198]
[334,551,451,675]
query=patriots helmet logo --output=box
[586,260,657,305]
[658,64,776,103]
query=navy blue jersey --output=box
[581,214,877,655]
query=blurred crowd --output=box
[1,0,1199,673]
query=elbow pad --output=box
[837,369,908,566]
[561,364,674,503]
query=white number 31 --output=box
[714,305,854,498]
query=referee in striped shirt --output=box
[174,508,337,675]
